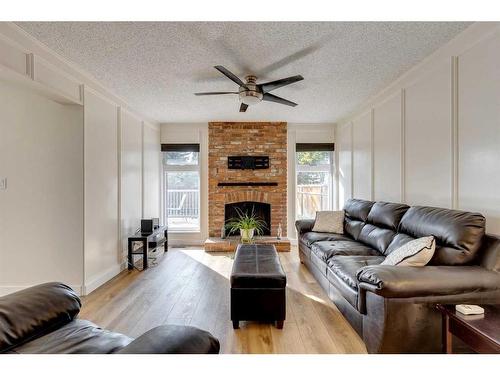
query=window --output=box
[295,143,335,220]
[162,144,200,232]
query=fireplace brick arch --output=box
[224,190,269,204]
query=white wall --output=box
[352,111,373,201]
[336,122,353,209]
[119,109,143,260]
[0,81,84,295]
[83,88,120,294]
[336,23,500,236]
[0,25,162,296]
[373,92,402,202]
[143,123,161,219]
[457,30,500,235]
[405,59,452,207]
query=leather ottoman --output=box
[230,244,287,329]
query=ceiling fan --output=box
[194,66,304,112]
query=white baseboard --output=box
[0,283,83,297]
[168,239,205,247]
[169,238,297,247]
[82,262,125,296]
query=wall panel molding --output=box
[451,56,459,209]
[400,89,406,203]
[350,122,354,199]
[457,29,500,235]
[370,109,375,201]
[337,23,500,125]
[352,111,372,200]
[336,22,500,236]
[373,91,402,202]
[0,23,159,125]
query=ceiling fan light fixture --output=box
[239,90,263,105]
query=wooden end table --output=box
[437,304,500,354]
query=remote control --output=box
[456,304,484,315]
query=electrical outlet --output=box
[0,177,7,190]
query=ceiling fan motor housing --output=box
[239,75,263,105]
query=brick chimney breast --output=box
[208,122,287,237]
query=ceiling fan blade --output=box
[239,103,248,112]
[262,93,298,107]
[214,65,246,87]
[258,75,304,93]
[194,92,238,96]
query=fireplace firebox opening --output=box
[224,201,271,237]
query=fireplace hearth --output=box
[224,201,271,237]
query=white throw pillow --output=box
[382,236,436,266]
[311,211,344,234]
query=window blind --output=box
[161,143,200,152]
[295,143,335,152]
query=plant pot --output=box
[240,228,255,243]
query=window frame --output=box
[162,147,201,233]
[295,148,335,220]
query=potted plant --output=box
[225,207,267,243]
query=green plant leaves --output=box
[225,206,267,236]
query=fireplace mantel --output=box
[217,182,278,187]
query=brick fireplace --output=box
[208,122,288,239]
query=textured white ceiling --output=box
[17,22,470,123]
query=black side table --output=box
[128,225,168,270]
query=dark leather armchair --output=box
[0,283,220,354]
[296,199,500,353]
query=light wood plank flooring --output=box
[80,247,367,354]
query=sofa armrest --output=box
[0,282,81,353]
[116,325,220,354]
[357,265,500,299]
[295,219,315,235]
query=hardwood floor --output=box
[80,247,367,354]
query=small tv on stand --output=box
[141,219,154,234]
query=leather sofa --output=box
[0,282,220,354]
[296,199,500,353]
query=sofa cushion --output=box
[367,201,410,230]
[300,231,352,247]
[357,224,396,254]
[310,251,328,276]
[231,244,286,289]
[311,240,380,262]
[344,198,374,221]
[399,206,486,265]
[344,217,365,240]
[10,319,132,354]
[0,282,81,353]
[327,255,385,290]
